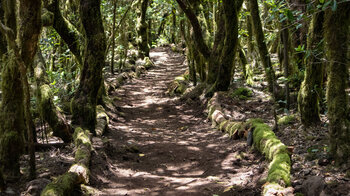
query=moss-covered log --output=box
[324,2,350,164]
[38,84,72,142]
[71,0,106,134]
[105,72,130,93]
[95,105,109,137]
[41,127,92,196]
[207,92,291,195]
[298,6,325,127]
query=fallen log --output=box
[95,105,109,137]
[207,92,292,195]
[41,127,92,196]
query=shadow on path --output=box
[90,47,266,196]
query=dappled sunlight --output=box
[90,47,265,195]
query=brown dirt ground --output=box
[89,47,267,196]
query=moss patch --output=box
[41,172,79,196]
[277,115,296,125]
[231,87,253,100]
[249,119,291,188]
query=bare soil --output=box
[89,47,266,196]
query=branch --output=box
[175,0,211,58]
[0,21,15,41]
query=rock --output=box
[23,178,51,196]
[302,176,325,196]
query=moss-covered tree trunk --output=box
[136,0,150,58]
[71,0,106,133]
[324,3,350,163]
[249,0,277,94]
[0,0,25,181]
[213,0,243,91]
[298,8,324,126]
[18,0,42,179]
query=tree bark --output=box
[18,0,42,179]
[214,0,243,91]
[110,0,117,74]
[249,0,277,94]
[324,2,350,164]
[298,8,324,126]
[71,0,106,133]
[0,0,25,181]
[281,21,290,110]
[136,0,150,58]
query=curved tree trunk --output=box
[298,8,325,126]
[71,0,106,133]
[324,2,350,164]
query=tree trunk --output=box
[298,8,325,126]
[249,0,277,94]
[214,0,243,91]
[281,21,290,110]
[137,0,150,58]
[110,0,117,74]
[71,0,106,133]
[0,0,25,181]
[324,2,350,164]
[171,6,176,44]
[18,0,42,179]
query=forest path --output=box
[90,47,264,196]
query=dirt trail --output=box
[90,47,265,196]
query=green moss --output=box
[277,115,296,125]
[175,76,185,81]
[267,153,291,186]
[73,127,91,150]
[41,172,79,196]
[231,87,253,100]
[96,105,109,123]
[75,147,90,163]
[249,119,291,187]
[144,57,154,69]
[228,122,244,137]
[219,120,229,132]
